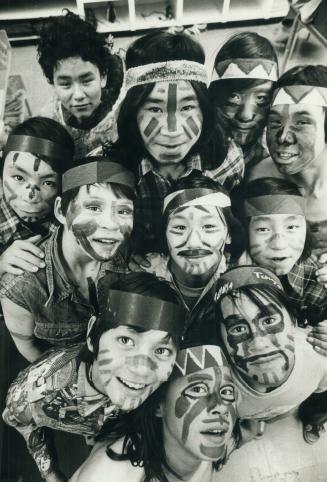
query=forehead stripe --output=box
[243,195,306,217]
[167,83,177,132]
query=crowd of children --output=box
[1,8,327,482]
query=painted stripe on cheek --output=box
[186,116,200,136]
[167,83,177,132]
[144,117,159,137]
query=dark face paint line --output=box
[33,156,41,172]
[144,117,160,138]
[71,219,103,261]
[186,116,200,137]
[12,152,19,165]
[167,83,178,132]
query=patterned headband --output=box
[212,58,278,82]
[171,344,228,380]
[272,85,327,107]
[62,161,135,193]
[214,265,284,303]
[5,135,73,161]
[243,195,306,217]
[163,188,231,215]
[99,289,185,336]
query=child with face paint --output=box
[0,156,135,362]
[70,337,238,482]
[239,177,327,335]
[215,265,327,442]
[113,31,244,254]
[37,10,123,158]
[3,272,186,482]
[136,172,244,329]
[0,116,74,278]
[209,32,278,175]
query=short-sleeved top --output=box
[0,227,129,346]
[233,330,327,421]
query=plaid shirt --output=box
[243,131,270,181]
[135,140,244,253]
[0,196,57,256]
[3,345,121,478]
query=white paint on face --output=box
[267,104,326,175]
[166,205,228,280]
[53,56,107,123]
[161,364,236,462]
[249,213,306,275]
[63,184,134,262]
[137,81,203,165]
[3,151,59,222]
[220,291,295,390]
[221,81,273,147]
[95,326,177,411]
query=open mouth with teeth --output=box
[276,152,298,161]
[178,249,212,258]
[93,238,120,245]
[200,428,228,439]
[117,377,149,391]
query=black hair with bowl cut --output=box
[161,170,246,262]
[274,65,327,142]
[240,177,312,262]
[1,116,75,176]
[80,272,183,364]
[37,9,123,102]
[209,32,278,140]
[115,31,226,172]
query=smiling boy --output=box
[0,157,134,362]
[3,272,186,482]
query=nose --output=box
[269,232,289,250]
[207,392,229,415]
[99,210,120,231]
[72,82,85,101]
[24,184,41,202]
[247,333,271,354]
[160,113,185,137]
[277,123,296,144]
[235,97,255,122]
[186,228,202,248]
[127,354,156,378]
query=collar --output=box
[76,362,120,418]
[139,154,202,179]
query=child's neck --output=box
[153,160,188,181]
[291,145,327,195]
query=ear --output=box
[54,197,66,225]
[101,74,107,89]
[86,315,97,352]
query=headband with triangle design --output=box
[272,85,327,107]
[212,58,278,82]
[171,344,229,380]
[163,188,231,215]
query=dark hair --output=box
[37,10,123,101]
[215,284,297,352]
[276,65,327,142]
[240,177,311,261]
[209,32,278,139]
[162,171,245,261]
[81,272,182,363]
[115,31,220,171]
[96,368,233,481]
[60,155,135,215]
[1,116,75,176]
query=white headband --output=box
[163,189,231,213]
[272,85,327,107]
[212,58,278,82]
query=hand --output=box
[128,253,151,272]
[315,252,327,288]
[0,235,45,277]
[307,320,327,357]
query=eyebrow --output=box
[56,72,94,80]
[223,314,246,328]
[180,95,198,102]
[8,165,56,179]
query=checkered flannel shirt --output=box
[0,197,57,256]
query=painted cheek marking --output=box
[186,116,200,136]
[144,117,160,137]
[181,397,207,443]
[72,219,104,260]
[125,354,158,371]
[33,156,41,172]
[175,395,191,418]
[167,83,177,132]
[98,357,114,366]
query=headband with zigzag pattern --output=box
[171,344,228,379]
[272,85,327,107]
[212,58,278,82]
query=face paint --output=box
[267,104,326,175]
[2,151,59,222]
[94,325,177,411]
[166,205,228,283]
[220,81,273,147]
[220,291,295,390]
[63,184,134,262]
[249,214,306,275]
[161,361,236,462]
[137,80,203,165]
